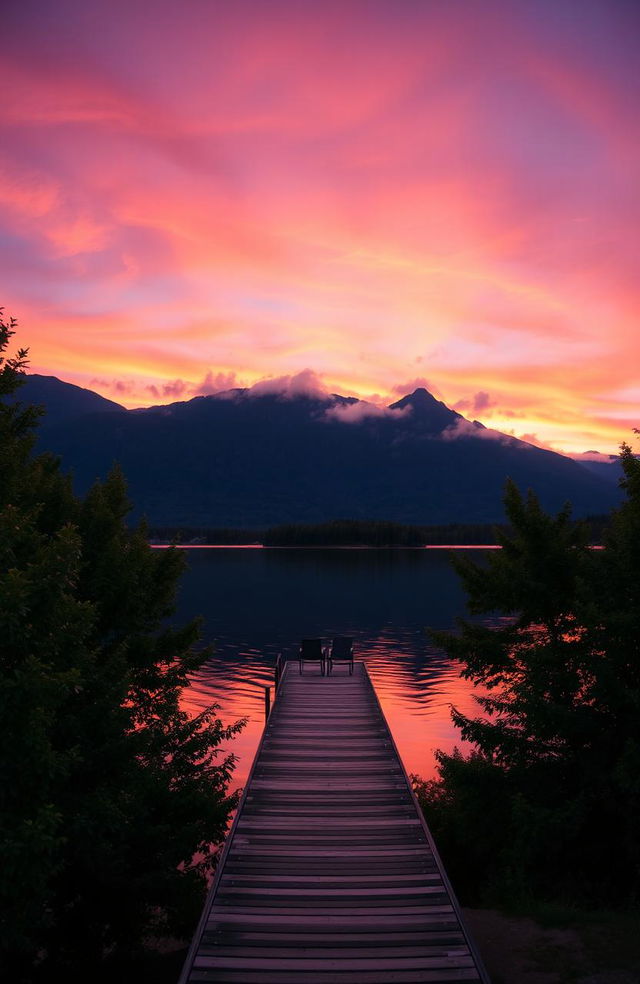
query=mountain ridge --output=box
[15,373,621,527]
[18,373,126,426]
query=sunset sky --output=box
[2,0,639,454]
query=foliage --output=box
[417,473,640,906]
[0,312,244,979]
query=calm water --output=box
[170,548,490,787]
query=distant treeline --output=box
[149,514,611,546]
[262,519,503,546]
[149,526,263,544]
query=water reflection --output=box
[172,548,489,787]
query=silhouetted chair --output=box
[299,638,325,674]
[327,636,354,675]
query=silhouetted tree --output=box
[579,441,640,889]
[0,312,244,979]
[416,472,640,905]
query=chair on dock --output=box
[327,636,354,675]
[299,638,325,674]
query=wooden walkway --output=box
[179,661,490,983]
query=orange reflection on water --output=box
[173,546,492,792]
[181,641,484,791]
[180,653,273,790]
[368,663,483,782]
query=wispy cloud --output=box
[569,450,617,463]
[194,370,242,396]
[325,401,411,425]
[390,377,440,399]
[246,369,327,399]
[453,391,497,415]
[112,379,137,396]
[441,418,516,444]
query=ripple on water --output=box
[174,547,491,788]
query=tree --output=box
[0,312,244,978]
[417,473,640,905]
[581,442,640,891]
[436,481,594,767]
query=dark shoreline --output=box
[148,514,609,549]
[150,542,503,549]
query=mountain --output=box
[18,374,126,427]
[17,377,620,527]
[572,452,624,486]
[389,387,465,432]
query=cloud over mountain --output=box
[194,370,242,396]
[324,401,411,424]
[245,369,328,400]
[441,418,513,443]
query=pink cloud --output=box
[515,433,554,451]
[441,418,515,444]
[391,377,441,399]
[325,401,411,425]
[160,379,188,398]
[473,391,495,412]
[569,450,617,463]
[356,391,395,407]
[194,371,242,396]
[247,369,327,399]
[112,380,133,395]
[453,391,497,414]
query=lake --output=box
[170,547,493,788]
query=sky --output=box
[1,0,639,455]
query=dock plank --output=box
[179,662,489,983]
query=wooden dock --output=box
[179,661,490,983]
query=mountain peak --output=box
[389,387,452,411]
[391,386,433,405]
[388,387,462,433]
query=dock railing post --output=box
[275,653,282,690]
[264,685,271,721]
